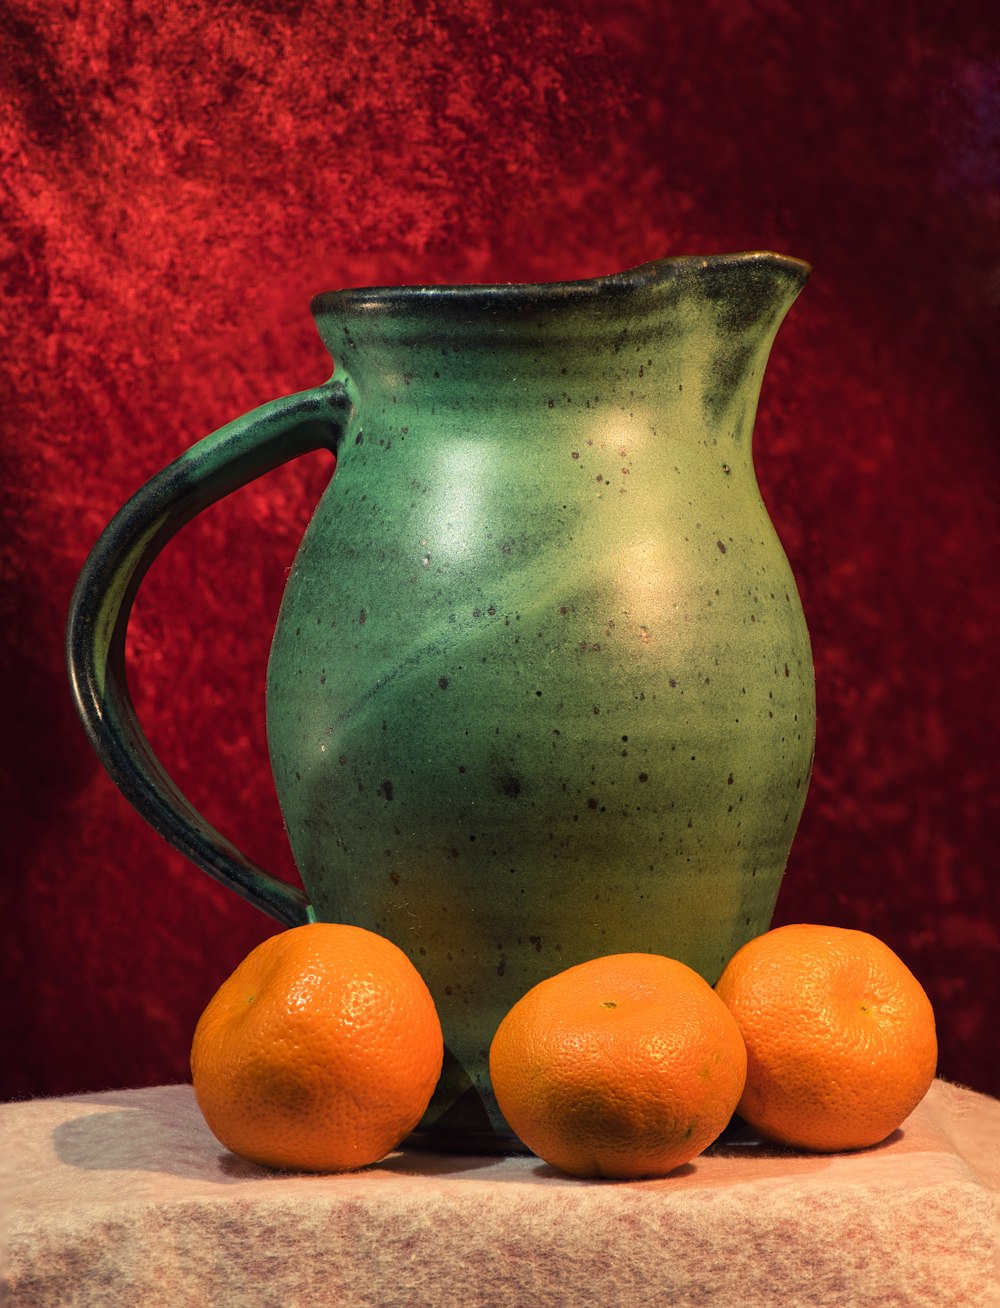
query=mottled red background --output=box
[2,1,997,1102]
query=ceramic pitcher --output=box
[67,253,815,1150]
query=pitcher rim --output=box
[310,251,811,316]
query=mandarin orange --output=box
[191,922,443,1172]
[715,923,937,1151]
[489,952,747,1179]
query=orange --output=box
[714,923,937,1152]
[190,922,443,1172]
[489,953,747,1179]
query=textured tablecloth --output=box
[3,1079,997,1307]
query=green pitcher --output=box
[67,253,815,1150]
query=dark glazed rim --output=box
[310,251,812,317]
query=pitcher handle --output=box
[66,380,354,926]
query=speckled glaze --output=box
[67,254,814,1152]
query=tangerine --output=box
[714,923,937,1152]
[489,953,747,1179]
[191,922,443,1172]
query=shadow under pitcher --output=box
[67,253,816,1152]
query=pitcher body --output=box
[266,256,815,1145]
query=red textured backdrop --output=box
[2,1,997,1102]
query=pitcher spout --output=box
[667,250,810,343]
[615,251,810,438]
